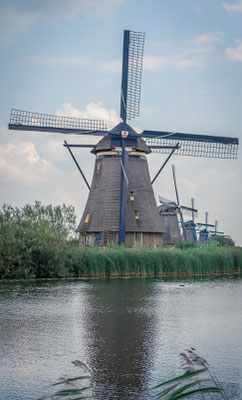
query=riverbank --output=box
[1,203,241,280]
[1,244,241,280]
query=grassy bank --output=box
[0,203,241,280]
[63,245,242,278]
[1,242,242,280]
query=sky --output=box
[0,0,241,245]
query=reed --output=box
[39,350,227,399]
[150,348,227,399]
[1,203,241,280]
[66,245,241,278]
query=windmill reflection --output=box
[82,279,155,399]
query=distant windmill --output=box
[183,198,197,242]
[158,165,197,244]
[158,197,182,245]
[207,220,225,239]
[9,30,239,247]
[197,212,215,243]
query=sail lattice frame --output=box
[9,109,107,131]
[145,136,238,159]
[126,31,145,121]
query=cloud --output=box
[143,55,169,71]
[225,39,242,61]
[174,31,225,68]
[98,58,121,75]
[39,0,126,18]
[0,127,52,184]
[0,6,37,47]
[56,102,121,130]
[2,101,124,216]
[173,55,206,69]
[142,32,225,71]
[223,1,242,13]
[190,31,224,45]
[24,30,224,73]
[26,56,94,68]
[1,122,93,213]
[0,0,126,46]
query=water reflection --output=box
[0,276,241,400]
[81,279,155,399]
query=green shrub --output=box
[0,202,76,279]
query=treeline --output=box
[0,203,241,280]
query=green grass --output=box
[1,202,241,280]
[1,241,242,280]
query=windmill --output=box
[197,217,226,242]
[183,198,197,242]
[9,30,238,247]
[158,197,182,244]
[209,220,224,238]
[158,165,198,244]
[196,212,215,243]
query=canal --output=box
[0,276,241,399]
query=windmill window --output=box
[97,161,101,170]
[84,212,90,223]
[130,191,135,201]
[135,211,139,220]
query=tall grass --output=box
[1,241,242,280]
[31,245,242,279]
[39,350,227,399]
[150,348,227,399]
[0,203,241,280]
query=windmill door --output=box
[135,232,142,247]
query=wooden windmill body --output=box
[158,203,182,245]
[158,167,198,245]
[78,136,164,247]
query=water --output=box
[0,276,241,399]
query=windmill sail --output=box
[143,131,238,159]
[180,206,198,218]
[158,195,176,207]
[120,31,145,122]
[159,195,197,217]
[9,109,108,135]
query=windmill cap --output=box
[91,134,151,154]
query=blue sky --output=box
[0,0,241,244]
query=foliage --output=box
[0,203,241,280]
[176,241,197,250]
[208,235,235,247]
[0,202,77,279]
[150,348,227,399]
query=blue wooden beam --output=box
[64,140,90,190]
[9,124,108,137]
[120,30,130,123]
[151,143,180,184]
[142,130,238,145]
[118,140,128,245]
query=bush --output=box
[208,235,235,247]
[0,202,77,279]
